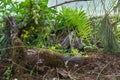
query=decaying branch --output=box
[2,16,19,57]
[2,16,27,74]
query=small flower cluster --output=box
[84,54,89,58]
[72,48,79,54]
[21,30,29,39]
[21,26,36,39]
[50,46,56,51]
[71,48,90,58]
[50,43,61,51]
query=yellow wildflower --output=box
[50,46,56,51]
[23,34,28,38]
[84,54,89,58]
[23,30,29,34]
[72,48,78,54]
[26,30,28,33]
[21,34,28,39]
[57,43,61,47]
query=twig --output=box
[101,0,107,15]
[12,61,31,72]
[71,63,92,76]
[42,69,54,80]
[68,72,76,80]
[49,0,91,8]
[96,61,111,80]
[91,71,120,77]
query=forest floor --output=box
[0,52,120,80]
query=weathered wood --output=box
[4,16,27,74]
[2,17,13,57]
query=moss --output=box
[35,48,65,68]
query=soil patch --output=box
[1,52,120,80]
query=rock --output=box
[63,56,85,67]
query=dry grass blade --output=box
[96,61,111,80]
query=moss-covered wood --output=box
[3,16,27,75]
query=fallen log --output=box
[26,48,85,68]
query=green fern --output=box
[55,7,91,38]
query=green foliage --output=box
[0,0,23,57]
[116,27,120,41]
[0,17,12,57]
[54,7,91,38]
[0,0,21,17]
[0,0,56,47]
[18,0,57,47]
[0,0,91,48]
[84,45,98,52]
[89,16,103,42]
[0,35,8,57]
[3,64,13,80]
[99,15,119,54]
[0,0,92,55]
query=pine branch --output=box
[49,0,92,8]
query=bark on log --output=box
[27,48,85,69]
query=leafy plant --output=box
[0,0,57,54]
[0,16,13,58]
[116,26,120,41]
[54,7,91,38]
[0,0,23,57]
[99,15,119,54]
[17,0,57,47]
[3,64,13,80]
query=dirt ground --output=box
[1,52,120,80]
